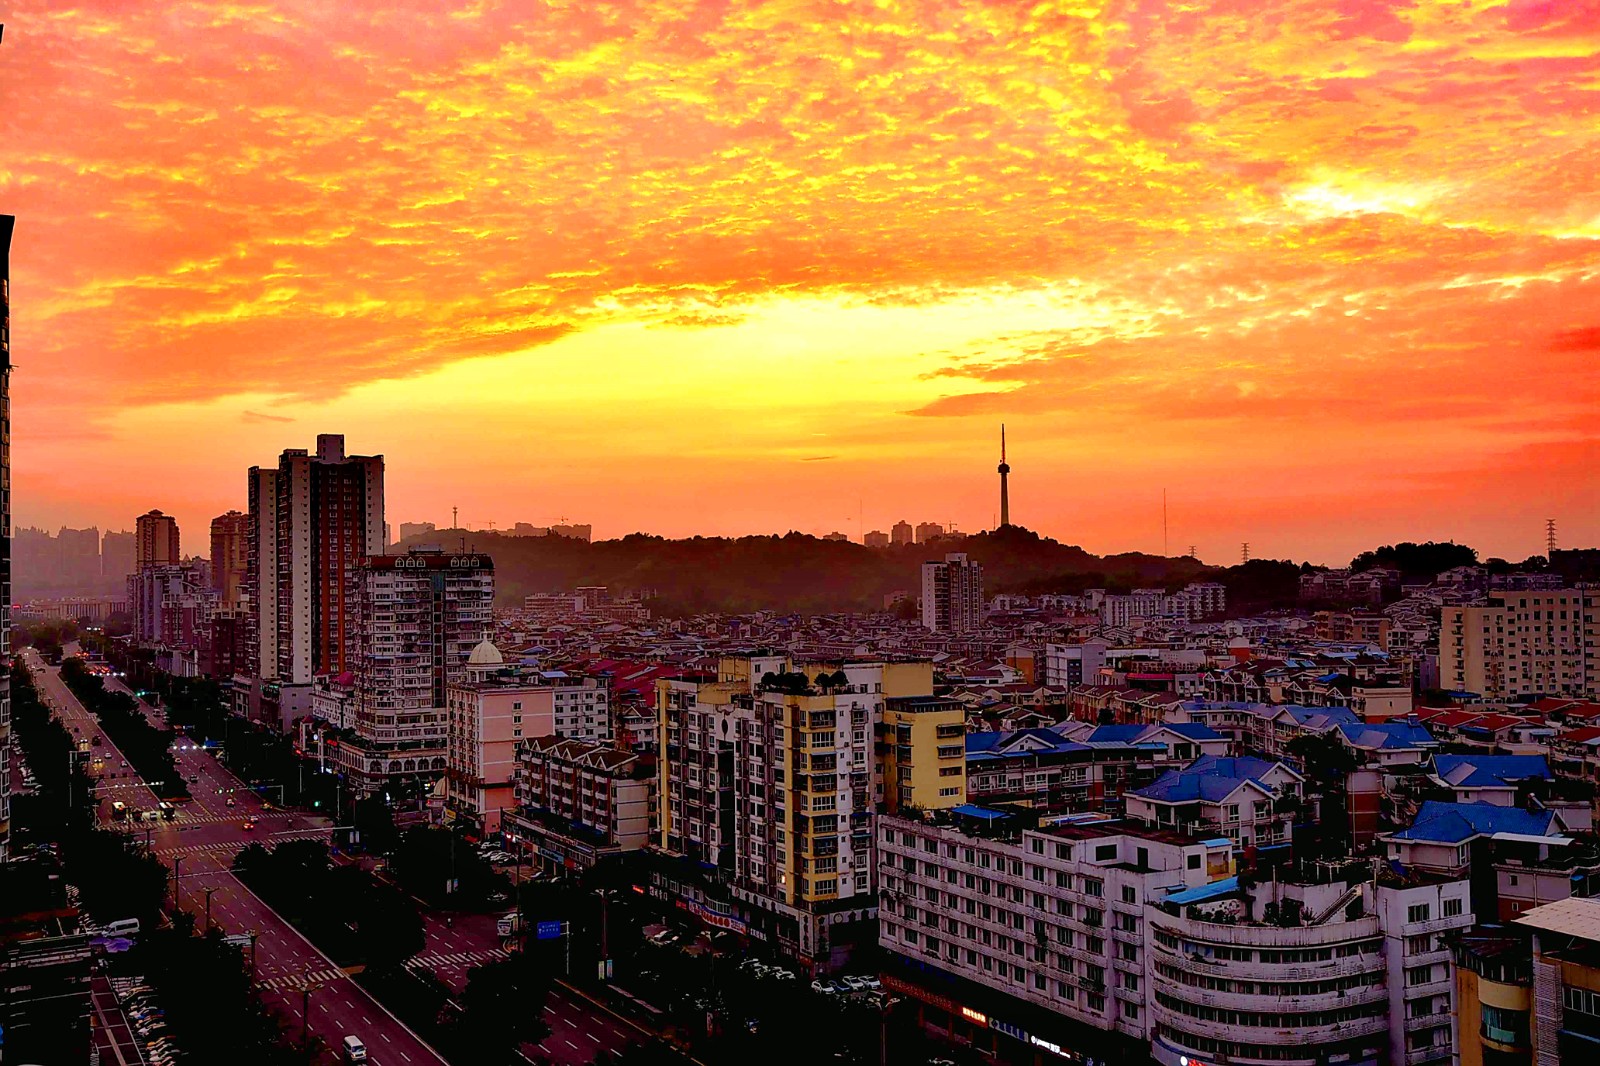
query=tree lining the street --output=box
[233,839,425,971]
[59,656,189,799]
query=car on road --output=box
[241,819,256,831]
[341,1035,369,1063]
[225,797,235,807]
[187,774,199,783]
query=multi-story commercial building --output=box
[921,552,984,633]
[1514,896,1600,1066]
[1442,590,1599,701]
[134,508,180,569]
[502,735,653,873]
[209,509,250,605]
[1148,866,1471,1066]
[445,642,612,833]
[656,655,951,969]
[877,807,1236,1062]
[335,548,492,799]
[0,214,12,860]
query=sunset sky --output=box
[2,0,1596,565]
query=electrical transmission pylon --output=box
[1547,518,1558,558]
[1241,542,1250,563]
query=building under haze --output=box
[921,551,984,633]
[863,530,889,548]
[135,508,180,569]
[209,509,249,606]
[100,528,134,581]
[397,521,436,541]
[891,520,914,546]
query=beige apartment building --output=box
[1442,590,1599,701]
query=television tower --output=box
[997,424,1011,529]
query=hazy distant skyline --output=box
[2,2,1595,564]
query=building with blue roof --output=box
[1430,754,1552,805]
[1125,754,1305,851]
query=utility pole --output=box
[173,856,185,912]
[204,887,216,932]
[1162,488,1168,557]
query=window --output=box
[1443,898,1463,918]
[1407,904,1431,924]
[1121,886,1137,904]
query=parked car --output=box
[811,980,840,995]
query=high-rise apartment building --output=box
[913,521,945,544]
[337,548,492,798]
[921,551,984,633]
[209,510,250,606]
[891,520,914,546]
[275,435,385,684]
[863,530,890,548]
[656,656,952,969]
[1,214,13,861]
[1442,590,1599,701]
[135,509,180,569]
[234,436,383,728]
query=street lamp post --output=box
[173,855,184,912]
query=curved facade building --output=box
[1147,871,1470,1066]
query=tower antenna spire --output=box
[997,424,1011,529]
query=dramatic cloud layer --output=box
[2,0,1595,560]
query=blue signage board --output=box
[536,920,565,940]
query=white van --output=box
[104,918,141,937]
[342,1035,368,1063]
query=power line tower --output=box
[1241,542,1250,564]
[452,506,459,530]
[1546,518,1558,559]
[1187,545,1197,559]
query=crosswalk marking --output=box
[153,830,332,857]
[257,968,347,992]
[406,947,508,971]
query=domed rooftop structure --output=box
[466,638,503,666]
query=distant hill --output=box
[398,525,1299,616]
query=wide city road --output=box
[99,662,649,1066]
[26,649,449,1066]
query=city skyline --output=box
[2,2,1596,561]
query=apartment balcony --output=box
[1150,937,1378,982]
[1405,1045,1451,1066]
[1150,1005,1387,1050]
[1157,981,1387,1015]
[1404,978,1452,1000]
[1404,1012,1451,1034]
